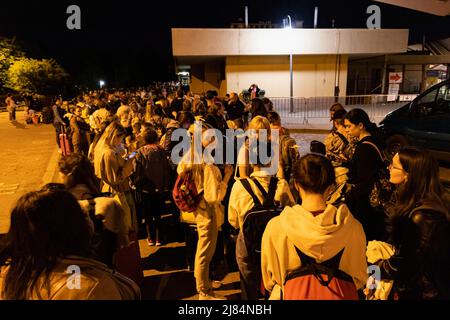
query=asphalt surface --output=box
[0,111,60,234]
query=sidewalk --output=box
[280,115,388,133]
[281,115,329,132]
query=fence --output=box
[270,95,414,124]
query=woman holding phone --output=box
[93,121,137,233]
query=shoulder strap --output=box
[294,246,315,266]
[265,177,278,206]
[251,178,268,198]
[251,177,278,207]
[294,246,347,287]
[294,246,346,270]
[322,249,345,270]
[240,178,262,207]
[362,141,384,162]
[335,131,349,146]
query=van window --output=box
[416,84,450,117]
[436,85,450,113]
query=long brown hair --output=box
[58,153,101,197]
[393,147,449,219]
[0,189,91,299]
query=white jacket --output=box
[261,204,368,299]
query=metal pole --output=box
[314,7,318,29]
[245,6,248,28]
[287,15,293,113]
[381,55,387,94]
[290,53,293,113]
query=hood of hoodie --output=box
[279,204,360,262]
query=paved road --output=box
[291,132,328,156]
[0,111,60,234]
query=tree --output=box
[0,37,25,90]
[5,57,69,95]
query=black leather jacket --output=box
[379,204,450,299]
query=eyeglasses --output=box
[388,163,405,171]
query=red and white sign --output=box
[389,72,403,84]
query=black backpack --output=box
[240,177,282,266]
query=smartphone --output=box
[127,151,137,160]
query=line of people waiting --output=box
[1,86,449,301]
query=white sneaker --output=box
[198,292,227,300]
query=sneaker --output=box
[198,292,227,300]
[155,242,162,247]
[211,280,223,290]
[147,239,155,246]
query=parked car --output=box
[380,79,450,162]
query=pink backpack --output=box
[283,247,359,300]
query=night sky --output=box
[1,0,449,88]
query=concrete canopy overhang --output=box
[373,0,450,16]
[172,28,409,57]
[348,53,450,64]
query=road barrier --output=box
[270,95,415,123]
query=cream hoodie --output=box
[261,204,367,299]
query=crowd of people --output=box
[0,84,449,301]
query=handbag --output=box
[362,141,393,209]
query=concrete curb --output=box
[41,147,61,186]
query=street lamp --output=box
[285,15,294,113]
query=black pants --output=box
[348,199,386,241]
[53,123,63,148]
[90,228,118,268]
[73,142,89,155]
[142,192,164,240]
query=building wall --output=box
[226,55,348,97]
[190,75,227,96]
[347,59,385,95]
[189,62,227,96]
